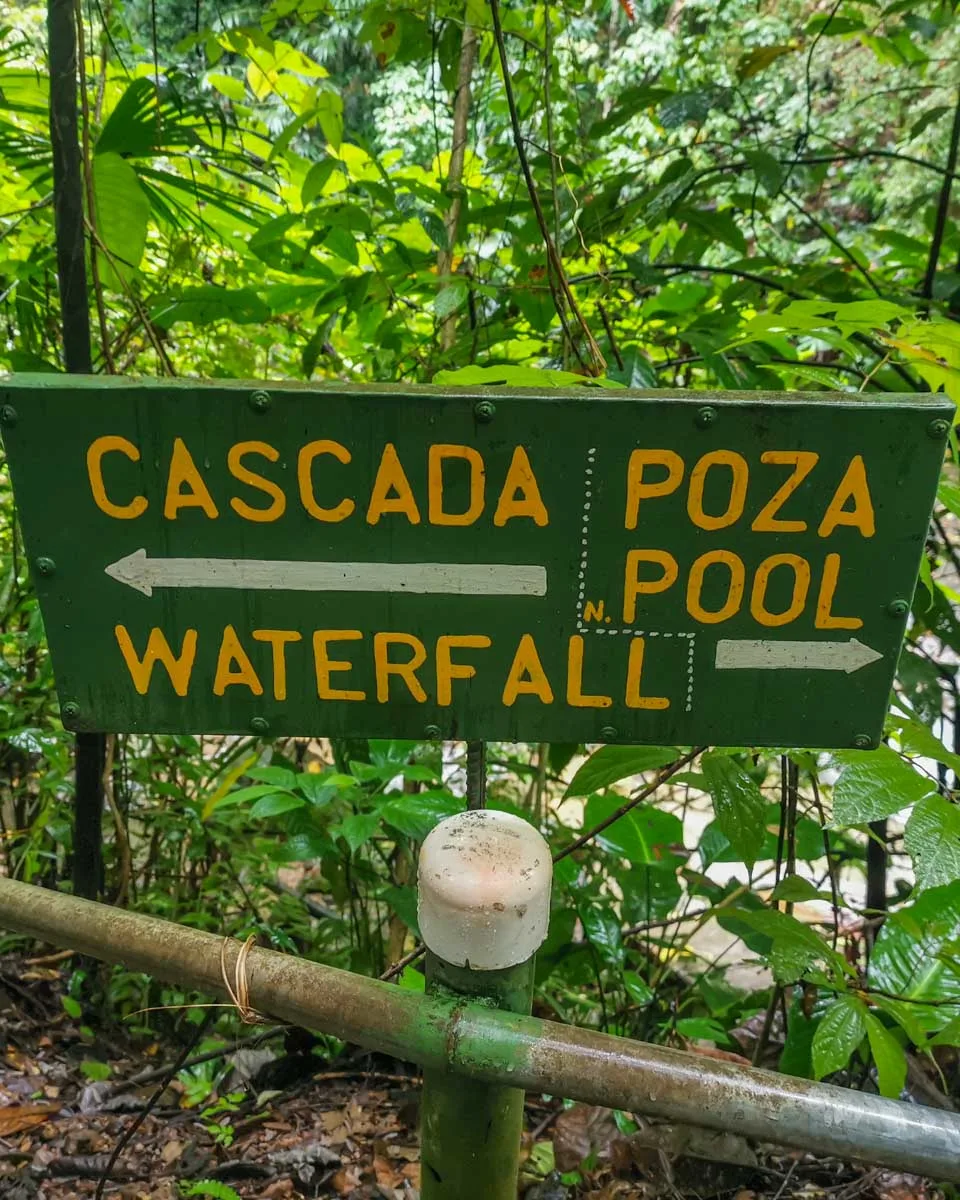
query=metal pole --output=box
[47,0,105,900]
[1,876,959,1182]
[417,811,551,1198]
[465,739,486,809]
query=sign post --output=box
[0,375,950,749]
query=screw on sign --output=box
[0,376,951,748]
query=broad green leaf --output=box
[904,794,960,892]
[212,784,290,811]
[737,908,849,983]
[381,790,462,841]
[580,903,624,969]
[246,766,297,788]
[93,152,149,289]
[771,876,832,904]
[870,883,960,1033]
[737,43,797,80]
[831,746,934,825]
[398,966,425,992]
[152,287,270,328]
[564,746,678,797]
[332,810,381,853]
[930,1015,960,1047]
[433,365,623,389]
[249,792,307,819]
[435,281,468,319]
[582,794,683,864]
[207,72,246,102]
[623,972,654,1006]
[864,1014,906,1099]
[812,996,867,1079]
[700,752,766,868]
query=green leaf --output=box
[812,996,867,1079]
[93,152,149,289]
[398,965,425,991]
[152,287,270,328]
[246,766,297,788]
[432,364,623,389]
[207,72,246,102]
[771,876,831,904]
[564,746,678,797]
[700,752,766,868]
[332,810,381,853]
[80,1060,112,1081]
[582,794,683,864]
[623,972,654,1006]
[864,1014,906,1099]
[249,792,307,819]
[580,903,624,968]
[870,883,960,1033]
[738,908,845,983]
[212,784,290,811]
[62,995,82,1019]
[435,281,468,319]
[380,790,462,840]
[737,43,797,80]
[904,794,960,892]
[831,746,934,825]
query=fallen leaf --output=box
[0,1104,60,1136]
[553,1104,623,1172]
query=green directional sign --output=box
[0,375,951,748]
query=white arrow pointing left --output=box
[715,637,883,674]
[105,549,548,599]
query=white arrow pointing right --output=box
[715,637,883,675]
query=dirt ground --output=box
[0,954,948,1200]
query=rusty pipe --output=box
[1,876,958,1181]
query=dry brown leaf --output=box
[373,1153,401,1187]
[331,1164,361,1194]
[553,1104,622,1172]
[683,1042,753,1066]
[0,1104,60,1136]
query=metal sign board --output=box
[0,375,951,748]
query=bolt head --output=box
[600,725,619,742]
[35,557,55,577]
[0,404,17,427]
[886,599,909,618]
[852,733,873,750]
[249,716,270,735]
[474,400,496,423]
[695,406,717,429]
[927,418,950,439]
[424,724,442,740]
[61,701,80,722]
[249,389,271,413]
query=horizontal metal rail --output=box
[1,876,958,1181]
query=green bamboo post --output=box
[417,805,552,1200]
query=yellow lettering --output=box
[435,634,491,705]
[625,637,669,710]
[114,625,196,696]
[164,437,219,520]
[818,455,875,538]
[298,440,355,523]
[367,444,421,525]
[750,553,811,628]
[624,449,684,530]
[228,441,286,523]
[687,449,749,531]
[87,436,148,520]
[687,550,745,624]
[815,553,862,630]
[373,632,427,702]
[493,447,549,526]
[566,635,612,708]
[502,634,554,705]
[213,625,263,696]
[312,630,366,701]
[428,444,485,527]
[623,549,678,623]
[252,629,302,700]
[751,451,818,533]
[583,599,606,623]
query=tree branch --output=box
[922,85,960,302]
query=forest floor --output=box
[0,953,948,1200]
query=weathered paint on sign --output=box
[0,375,951,747]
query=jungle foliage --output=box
[1,0,960,1118]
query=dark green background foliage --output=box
[1,0,960,1113]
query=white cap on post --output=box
[418,810,553,971]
